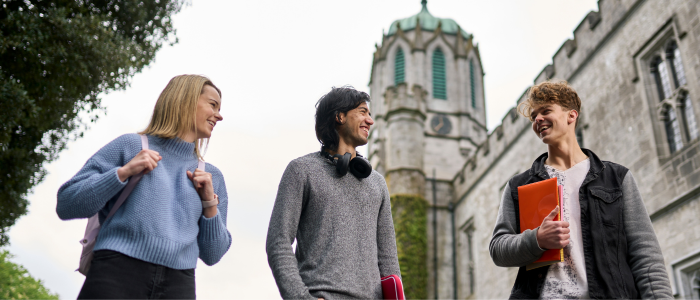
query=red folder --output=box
[517,177,564,270]
[381,274,405,300]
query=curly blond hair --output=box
[517,80,581,127]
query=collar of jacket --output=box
[527,148,605,179]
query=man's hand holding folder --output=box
[536,205,570,249]
[517,177,565,270]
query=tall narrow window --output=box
[668,42,687,87]
[465,224,475,296]
[665,106,684,153]
[394,48,405,86]
[653,57,673,99]
[692,270,700,299]
[432,48,446,100]
[469,59,476,108]
[683,93,699,141]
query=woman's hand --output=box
[117,150,162,182]
[187,169,218,218]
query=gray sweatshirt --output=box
[490,173,673,299]
[266,152,401,299]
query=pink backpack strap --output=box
[198,160,205,171]
[105,135,148,220]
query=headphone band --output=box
[319,148,371,179]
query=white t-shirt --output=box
[540,158,590,300]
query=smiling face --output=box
[530,103,578,145]
[195,85,223,140]
[337,102,374,148]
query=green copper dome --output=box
[387,1,469,37]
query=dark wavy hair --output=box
[315,86,370,151]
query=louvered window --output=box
[470,59,476,108]
[432,48,446,100]
[394,48,405,86]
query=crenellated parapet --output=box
[536,0,641,84]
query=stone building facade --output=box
[368,0,700,298]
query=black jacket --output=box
[507,149,639,299]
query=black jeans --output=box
[78,250,196,299]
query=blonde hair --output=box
[517,80,581,127]
[139,75,221,160]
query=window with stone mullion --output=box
[683,93,699,141]
[671,44,687,87]
[665,106,684,153]
[657,59,673,99]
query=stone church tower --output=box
[367,0,487,196]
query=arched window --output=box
[432,48,446,100]
[652,56,673,100]
[667,42,687,87]
[469,59,476,108]
[394,48,405,86]
[665,106,684,153]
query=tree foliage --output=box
[390,194,428,299]
[0,250,59,299]
[0,0,185,246]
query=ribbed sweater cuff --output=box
[91,167,129,203]
[199,213,227,241]
[523,228,546,257]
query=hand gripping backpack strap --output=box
[105,135,149,219]
[78,134,148,275]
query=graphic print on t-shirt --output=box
[539,159,590,300]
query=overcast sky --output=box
[8,0,598,298]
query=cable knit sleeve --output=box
[197,164,232,266]
[56,134,139,220]
[621,173,673,299]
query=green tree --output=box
[0,250,59,299]
[0,0,185,246]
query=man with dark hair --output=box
[490,81,672,299]
[266,86,401,299]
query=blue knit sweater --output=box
[57,134,231,269]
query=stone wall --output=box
[441,0,700,298]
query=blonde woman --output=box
[57,75,231,299]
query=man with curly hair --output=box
[489,81,672,299]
